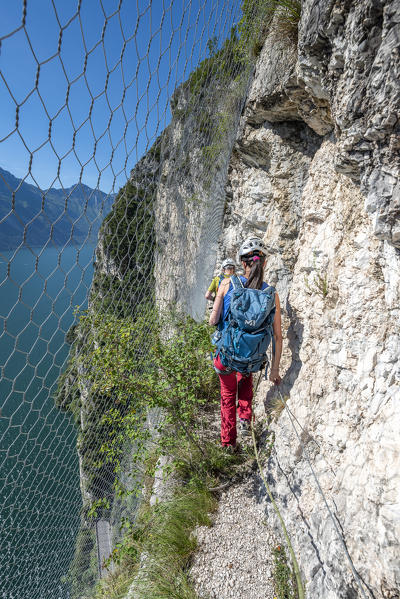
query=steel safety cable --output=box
[278,389,374,599]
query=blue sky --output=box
[0,0,242,194]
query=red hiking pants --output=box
[214,354,253,446]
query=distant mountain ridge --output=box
[0,167,115,250]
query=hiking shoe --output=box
[238,419,251,438]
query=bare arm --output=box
[209,279,230,326]
[270,292,283,385]
[205,290,214,301]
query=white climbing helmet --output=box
[238,236,267,260]
[221,258,236,269]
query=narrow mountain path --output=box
[189,474,276,599]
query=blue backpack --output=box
[214,275,276,375]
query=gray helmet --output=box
[238,237,267,260]
[221,258,236,269]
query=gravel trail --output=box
[190,474,276,599]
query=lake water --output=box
[0,244,95,599]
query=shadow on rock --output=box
[265,300,304,415]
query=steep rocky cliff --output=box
[154,36,252,319]
[155,1,400,597]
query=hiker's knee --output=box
[220,384,237,406]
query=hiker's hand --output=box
[269,368,281,385]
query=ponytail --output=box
[243,256,265,289]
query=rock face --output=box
[155,65,252,320]
[254,139,399,599]
[298,0,400,249]
[154,1,399,598]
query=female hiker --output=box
[209,237,282,449]
[205,258,236,301]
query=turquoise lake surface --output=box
[0,244,95,599]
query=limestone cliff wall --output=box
[154,65,252,320]
[154,1,400,597]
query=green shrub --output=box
[62,309,220,503]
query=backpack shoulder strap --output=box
[261,282,276,299]
[230,274,244,290]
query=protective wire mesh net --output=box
[0,1,257,598]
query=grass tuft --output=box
[93,486,216,599]
[238,0,301,58]
[269,395,288,422]
[272,543,300,599]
